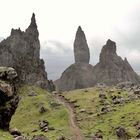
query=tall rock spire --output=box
[74,26,90,63]
[25,13,39,39]
[29,13,37,29]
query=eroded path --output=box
[53,93,84,140]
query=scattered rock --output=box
[80,109,86,113]
[15,136,28,140]
[10,128,21,136]
[116,126,128,139]
[39,106,48,114]
[99,92,107,99]
[101,106,110,113]
[39,120,49,131]
[92,130,103,140]
[28,91,37,97]
[134,90,140,95]
[31,134,49,140]
[48,126,55,131]
[133,121,139,127]
[136,130,140,138]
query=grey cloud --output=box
[40,40,74,80]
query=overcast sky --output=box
[0,0,140,80]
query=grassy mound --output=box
[63,87,140,139]
[10,85,73,140]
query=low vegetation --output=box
[10,85,74,140]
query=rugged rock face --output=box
[0,67,19,130]
[0,13,48,87]
[57,26,95,91]
[74,26,90,63]
[58,63,95,91]
[93,39,140,85]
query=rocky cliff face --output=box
[93,39,140,85]
[0,13,48,87]
[74,26,90,63]
[0,67,19,130]
[57,26,95,91]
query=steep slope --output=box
[0,13,48,87]
[93,39,140,85]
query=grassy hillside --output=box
[0,130,13,140]
[10,85,74,140]
[63,87,140,139]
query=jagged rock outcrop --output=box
[0,13,54,91]
[56,26,95,91]
[0,67,19,130]
[93,39,140,85]
[74,26,90,63]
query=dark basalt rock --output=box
[0,13,55,91]
[74,26,90,63]
[93,39,140,85]
[0,67,19,130]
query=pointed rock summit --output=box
[93,39,140,85]
[26,13,39,39]
[74,26,90,63]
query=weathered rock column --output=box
[74,26,90,63]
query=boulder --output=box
[0,67,19,130]
[116,126,128,139]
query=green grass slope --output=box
[63,87,140,140]
[10,85,73,140]
[0,130,13,140]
